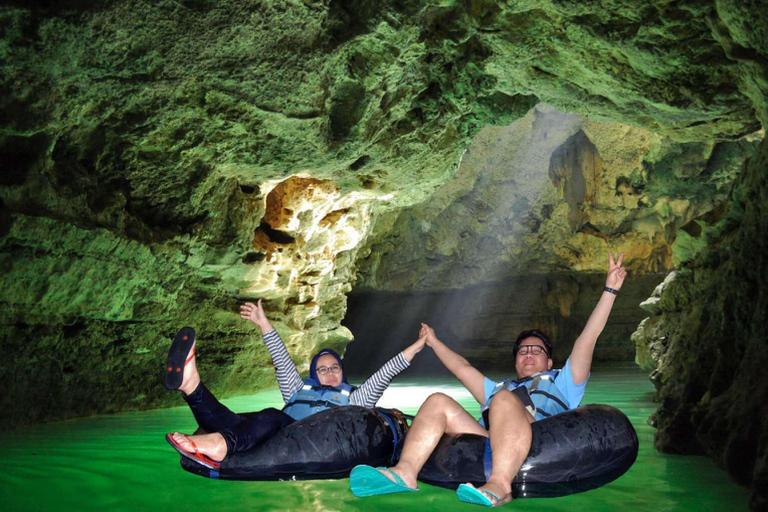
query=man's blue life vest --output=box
[282,378,355,421]
[481,370,570,424]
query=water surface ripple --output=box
[0,366,749,511]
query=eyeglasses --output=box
[517,345,549,356]
[316,364,342,376]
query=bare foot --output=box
[377,464,418,489]
[477,477,512,507]
[177,341,200,396]
[171,431,227,461]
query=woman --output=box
[165,300,426,469]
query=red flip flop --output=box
[165,433,221,470]
[164,327,196,390]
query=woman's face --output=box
[514,336,553,378]
[315,353,344,386]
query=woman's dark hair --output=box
[309,348,349,384]
[513,330,553,358]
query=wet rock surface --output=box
[633,139,768,509]
[1,1,768,506]
[356,105,759,291]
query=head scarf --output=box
[309,348,348,384]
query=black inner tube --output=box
[181,407,408,481]
[178,404,638,499]
[418,404,639,498]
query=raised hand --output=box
[402,335,428,362]
[420,323,439,347]
[606,251,627,291]
[240,300,271,330]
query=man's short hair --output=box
[513,329,553,358]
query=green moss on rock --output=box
[632,138,768,509]
[0,11,767,511]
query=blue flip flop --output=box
[456,483,511,507]
[350,465,418,497]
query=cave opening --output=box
[342,104,747,377]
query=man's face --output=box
[315,353,343,386]
[515,336,553,378]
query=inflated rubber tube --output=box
[179,406,408,481]
[418,404,638,498]
[177,403,637,497]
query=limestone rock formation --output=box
[2,0,768,505]
[350,104,762,367]
[631,138,768,509]
[355,105,759,292]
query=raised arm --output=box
[422,324,487,405]
[569,252,627,384]
[240,300,302,402]
[350,335,426,407]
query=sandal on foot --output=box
[350,465,418,497]
[456,483,512,507]
[164,327,196,390]
[165,433,221,470]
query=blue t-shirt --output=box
[481,358,588,415]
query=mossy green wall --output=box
[2,1,768,505]
[632,137,768,509]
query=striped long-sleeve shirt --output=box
[262,329,409,408]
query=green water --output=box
[0,366,750,511]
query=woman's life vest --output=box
[480,370,570,424]
[282,378,355,421]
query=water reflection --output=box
[375,379,477,416]
[0,366,749,511]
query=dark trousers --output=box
[184,383,294,455]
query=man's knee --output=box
[489,389,535,422]
[489,389,524,410]
[420,392,458,412]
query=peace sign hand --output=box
[606,251,627,291]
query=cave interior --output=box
[1,0,768,508]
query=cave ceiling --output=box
[357,104,761,291]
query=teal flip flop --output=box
[456,483,510,507]
[350,465,418,497]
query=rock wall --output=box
[0,0,537,426]
[1,14,767,507]
[631,136,768,509]
[355,105,760,292]
[626,1,768,507]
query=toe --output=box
[477,480,512,506]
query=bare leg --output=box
[171,431,227,461]
[385,393,489,488]
[476,389,534,504]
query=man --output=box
[350,252,627,507]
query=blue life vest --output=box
[481,370,570,424]
[282,378,355,421]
